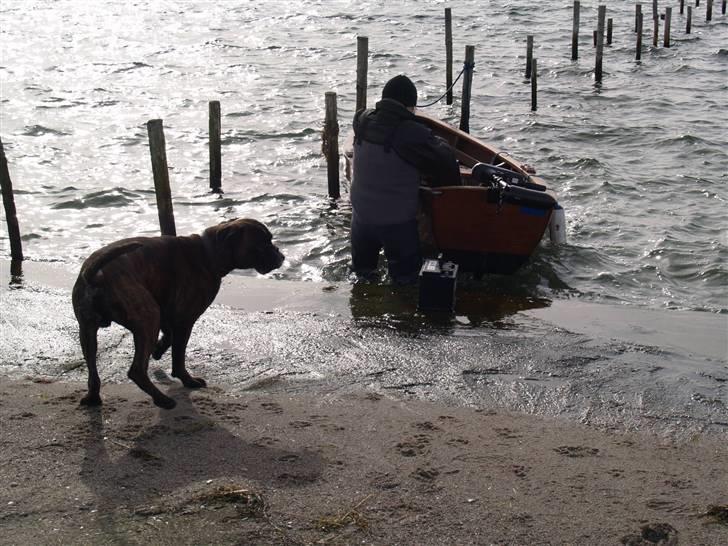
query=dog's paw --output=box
[174,373,207,389]
[154,396,177,410]
[80,394,102,407]
[184,376,207,389]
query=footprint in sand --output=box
[261,402,283,414]
[395,434,431,457]
[412,467,440,482]
[289,420,312,429]
[413,421,441,432]
[554,445,599,458]
[494,427,523,440]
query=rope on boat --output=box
[417,61,475,108]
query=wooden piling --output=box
[571,1,580,61]
[636,12,644,60]
[607,18,613,45]
[653,12,659,47]
[707,0,713,20]
[526,35,533,80]
[209,100,222,193]
[323,92,340,200]
[355,36,368,113]
[664,7,672,47]
[146,119,176,237]
[687,5,693,32]
[635,3,642,32]
[595,5,606,83]
[0,137,23,262]
[593,30,597,47]
[652,0,658,20]
[696,0,700,6]
[531,58,538,112]
[722,0,726,16]
[459,45,475,133]
[445,8,453,105]
[680,0,685,14]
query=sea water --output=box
[1,0,726,314]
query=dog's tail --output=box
[81,241,144,284]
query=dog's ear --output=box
[212,219,250,248]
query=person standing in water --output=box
[350,74,460,284]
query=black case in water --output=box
[417,259,458,312]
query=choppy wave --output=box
[1,0,726,313]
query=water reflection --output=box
[348,279,551,334]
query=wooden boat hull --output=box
[420,185,554,274]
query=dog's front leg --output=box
[170,322,206,389]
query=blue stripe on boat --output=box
[520,206,548,217]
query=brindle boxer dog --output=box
[72,218,284,409]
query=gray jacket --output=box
[351,99,460,225]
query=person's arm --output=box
[394,124,461,186]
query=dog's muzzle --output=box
[255,245,285,274]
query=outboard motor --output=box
[549,204,567,244]
[471,162,546,191]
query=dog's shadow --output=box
[79,387,324,510]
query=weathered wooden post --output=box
[209,100,222,193]
[607,18,613,45]
[636,12,644,60]
[722,0,726,16]
[356,36,368,113]
[593,30,597,47]
[525,35,533,79]
[572,1,580,60]
[635,3,641,31]
[459,45,475,133]
[323,92,340,200]
[680,0,685,14]
[696,0,700,7]
[0,138,23,262]
[687,5,693,32]
[445,8,453,105]
[664,7,672,47]
[707,0,713,20]
[531,58,538,112]
[652,6,659,47]
[146,119,176,237]
[595,5,606,83]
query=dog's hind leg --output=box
[79,323,102,406]
[125,306,177,410]
[170,322,207,389]
[152,326,171,360]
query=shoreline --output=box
[1,259,727,542]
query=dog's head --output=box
[204,218,285,276]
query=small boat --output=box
[344,112,565,275]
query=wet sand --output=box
[1,260,727,544]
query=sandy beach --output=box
[1,376,727,545]
[1,260,727,544]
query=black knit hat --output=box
[382,75,417,107]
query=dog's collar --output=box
[201,233,225,278]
